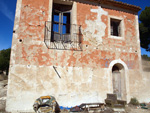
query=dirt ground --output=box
[0,78,150,113]
[125,107,150,113]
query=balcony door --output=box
[52,3,71,42]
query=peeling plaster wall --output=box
[77,2,140,69]
[83,6,108,45]
[6,0,149,112]
[7,65,110,111]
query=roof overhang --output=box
[87,0,141,12]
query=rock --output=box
[100,107,114,113]
[0,75,4,81]
[0,100,6,111]
[0,80,8,112]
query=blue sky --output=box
[0,0,149,56]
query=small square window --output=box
[111,18,121,37]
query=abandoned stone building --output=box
[6,0,150,112]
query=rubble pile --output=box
[0,80,7,112]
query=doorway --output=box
[112,63,126,100]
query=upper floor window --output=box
[51,3,72,43]
[44,2,82,51]
[109,16,124,40]
[111,18,121,37]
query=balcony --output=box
[44,21,82,51]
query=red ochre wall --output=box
[12,0,140,70]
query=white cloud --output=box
[0,1,14,22]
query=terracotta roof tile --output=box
[107,0,141,11]
[87,0,141,12]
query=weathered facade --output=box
[6,0,150,112]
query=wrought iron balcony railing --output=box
[44,21,82,51]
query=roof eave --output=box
[102,0,141,12]
[86,0,141,12]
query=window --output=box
[51,3,72,43]
[44,1,82,50]
[109,16,124,40]
[111,18,121,37]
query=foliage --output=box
[0,48,11,75]
[141,54,150,61]
[139,7,150,52]
[129,97,139,106]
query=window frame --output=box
[52,10,71,35]
[108,16,124,40]
[51,3,72,43]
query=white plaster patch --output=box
[83,7,108,45]
[13,0,22,31]
[10,37,18,65]
[129,47,132,52]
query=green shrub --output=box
[129,97,139,106]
